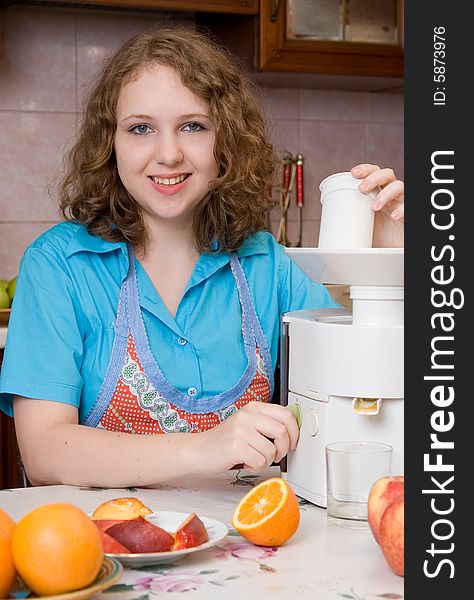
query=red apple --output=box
[379,500,404,577]
[98,530,131,554]
[368,476,404,544]
[173,513,209,550]
[106,517,174,553]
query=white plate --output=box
[105,511,228,567]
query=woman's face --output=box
[114,64,219,232]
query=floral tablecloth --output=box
[0,467,403,600]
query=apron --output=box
[83,246,274,434]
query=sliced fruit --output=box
[91,497,153,520]
[232,477,300,547]
[173,513,209,550]
[106,517,174,553]
[92,519,130,533]
[97,530,131,554]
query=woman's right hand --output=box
[193,402,300,475]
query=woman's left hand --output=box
[351,164,404,248]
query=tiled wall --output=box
[0,5,403,278]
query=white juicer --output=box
[280,247,404,507]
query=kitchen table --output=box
[0,467,403,600]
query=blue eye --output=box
[182,122,204,132]
[129,124,152,135]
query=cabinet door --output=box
[35,0,258,14]
[259,0,403,76]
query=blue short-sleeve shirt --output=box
[0,222,338,422]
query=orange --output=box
[91,497,153,520]
[11,503,103,596]
[0,509,16,599]
[232,477,300,546]
[0,508,15,537]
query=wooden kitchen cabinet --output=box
[26,0,259,14]
[259,0,403,76]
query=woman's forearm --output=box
[21,422,199,488]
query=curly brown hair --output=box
[58,26,278,253]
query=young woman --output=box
[0,28,404,487]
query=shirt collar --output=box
[64,226,270,288]
[65,225,127,258]
[187,231,271,289]
[236,232,272,258]
[65,225,129,280]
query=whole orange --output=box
[0,508,15,537]
[0,511,16,599]
[11,503,103,596]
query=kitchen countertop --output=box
[0,467,404,599]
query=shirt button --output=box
[178,337,187,346]
[187,387,198,397]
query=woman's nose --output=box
[154,133,184,166]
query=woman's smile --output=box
[147,172,192,195]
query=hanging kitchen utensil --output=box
[276,152,296,246]
[295,153,304,247]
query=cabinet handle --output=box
[270,0,280,22]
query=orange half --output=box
[231,477,300,546]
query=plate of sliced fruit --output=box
[91,498,228,567]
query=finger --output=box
[247,403,299,450]
[252,414,291,462]
[351,163,381,179]
[358,167,396,194]
[390,203,404,220]
[372,179,404,211]
[242,438,275,473]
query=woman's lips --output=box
[148,174,191,196]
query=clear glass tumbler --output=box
[326,441,392,528]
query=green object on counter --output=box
[287,403,302,429]
[0,287,9,309]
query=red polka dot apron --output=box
[83,246,274,434]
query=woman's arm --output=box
[14,397,299,487]
[13,397,198,487]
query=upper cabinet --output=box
[29,0,259,14]
[259,0,403,76]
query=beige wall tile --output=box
[0,6,75,112]
[0,222,58,278]
[368,92,404,123]
[260,88,299,121]
[367,122,404,179]
[300,90,368,122]
[76,11,194,107]
[299,120,367,219]
[0,112,76,221]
